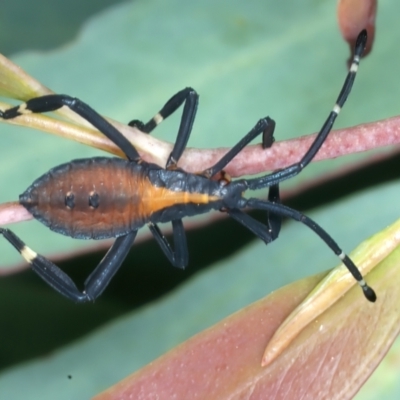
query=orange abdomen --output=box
[20,158,149,238]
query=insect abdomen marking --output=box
[88,191,100,209]
[143,169,223,222]
[65,191,75,209]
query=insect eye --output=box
[64,192,75,209]
[89,192,100,209]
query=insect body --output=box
[20,157,224,240]
[0,30,376,303]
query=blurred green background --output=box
[0,0,399,398]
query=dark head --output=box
[220,179,248,209]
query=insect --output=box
[0,30,375,303]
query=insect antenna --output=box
[245,29,368,191]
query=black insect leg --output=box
[201,117,279,240]
[264,183,282,240]
[131,89,198,262]
[228,209,275,244]
[227,184,281,246]
[244,198,377,302]
[0,228,137,302]
[129,88,199,169]
[0,95,140,161]
[148,220,189,269]
[84,231,138,299]
[202,117,276,178]
[165,89,198,169]
[245,30,368,191]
